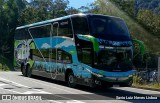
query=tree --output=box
[110,0,135,16]
[0,0,18,70]
[66,7,80,15]
[137,10,160,38]
[52,0,69,18]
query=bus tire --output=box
[121,80,133,87]
[67,71,76,88]
[21,64,27,77]
[26,64,32,78]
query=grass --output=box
[132,83,160,91]
[0,55,12,71]
[132,75,160,90]
[0,63,10,71]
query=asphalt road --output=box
[0,71,160,103]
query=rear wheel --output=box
[22,65,27,77]
[67,72,76,88]
[26,65,32,78]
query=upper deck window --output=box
[72,16,89,35]
[58,19,73,37]
[29,24,52,38]
[89,15,131,41]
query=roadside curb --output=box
[132,86,160,92]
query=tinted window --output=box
[72,16,89,35]
[57,50,72,63]
[29,24,52,38]
[15,28,31,40]
[52,23,59,36]
[89,15,131,41]
[58,19,72,37]
[77,48,92,65]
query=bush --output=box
[0,63,10,71]
[133,75,142,85]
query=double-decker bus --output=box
[14,14,133,88]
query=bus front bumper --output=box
[93,75,133,86]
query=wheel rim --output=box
[69,75,74,84]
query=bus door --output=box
[50,22,59,79]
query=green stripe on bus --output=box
[81,35,100,52]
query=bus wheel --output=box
[121,80,133,87]
[26,65,32,78]
[67,72,76,88]
[22,65,27,77]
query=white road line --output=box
[48,100,64,103]
[0,86,22,94]
[0,77,51,94]
[24,77,92,95]
[24,77,77,94]
[0,77,86,103]
[0,83,8,87]
[23,77,94,101]
[66,100,86,103]
[23,91,51,94]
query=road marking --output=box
[24,77,77,94]
[0,77,86,103]
[48,100,64,103]
[23,91,51,94]
[0,83,8,87]
[66,100,86,103]
[0,86,22,94]
[0,77,51,94]
[22,77,93,100]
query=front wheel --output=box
[67,72,76,88]
[121,80,133,87]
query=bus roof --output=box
[16,13,122,30]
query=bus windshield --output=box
[89,15,131,41]
[94,48,133,71]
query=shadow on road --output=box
[18,74,160,102]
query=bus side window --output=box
[62,51,72,64]
[77,48,91,65]
[57,50,72,64]
[29,24,52,38]
[72,17,89,35]
[58,19,72,37]
[52,23,58,36]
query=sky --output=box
[27,0,96,9]
[68,0,95,8]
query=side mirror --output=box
[77,34,100,52]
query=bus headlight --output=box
[128,75,133,77]
[97,74,103,77]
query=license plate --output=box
[113,84,119,87]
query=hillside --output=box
[135,0,160,14]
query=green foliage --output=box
[0,55,12,71]
[110,0,135,16]
[0,0,18,69]
[137,10,160,38]
[0,63,10,71]
[133,75,142,85]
